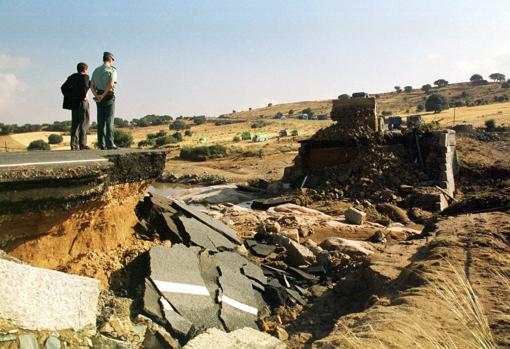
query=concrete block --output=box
[184,327,286,349]
[0,259,99,331]
[345,207,366,225]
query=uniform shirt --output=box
[91,64,117,91]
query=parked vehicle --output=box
[352,92,369,99]
[252,134,268,142]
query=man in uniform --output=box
[61,62,90,150]
[90,52,117,149]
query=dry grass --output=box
[328,263,502,349]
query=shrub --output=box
[138,139,155,148]
[338,94,350,100]
[381,110,392,116]
[172,132,183,142]
[502,80,510,89]
[251,120,269,128]
[27,139,50,151]
[425,94,449,113]
[267,103,272,107]
[470,74,483,83]
[170,120,188,130]
[416,104,425,112]
[184,130,193,136]
[155,136,179,147]
[394,86,402,93]
[180,145,228,161]
[241,131,251,140]
[288,109,294,115]
[495,95,509,103]
[113,129,133,148]
[291,129,298,136]
[485,119,496,131]
[47,134,63,144]
[233,136,241,142]
[113,118,130,127]
[147,130,167,139]
[404,86,412,93]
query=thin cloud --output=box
[0,73,21,112]
[455,52,510,76]
[0,54,31,70]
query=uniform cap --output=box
[103,52,115,61]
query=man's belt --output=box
[96,90,114,95]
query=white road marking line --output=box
[153,280,210,296]
[0,158,109,168]
[160,297,176,311]
[221,295,258,315]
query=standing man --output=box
[90,52,117,150]
[61,62,90,150]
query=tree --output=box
[301,107,314,116]
[274,111,284,119]
[404,86,413,93]
[485,119,496,131]
[421,84,432,93]
[288,109,294,115]
[170,120,187,130]
[338,94,350,100]
[425,94,449,113]
[113,129,133,148]
[489,73,506,82]
[47,134,63,144]
[470,74,483,83]
[434,79,448,88]
[502,80,510,89]
[394,86,402,93]
[267,103,272,107]
[27,139,50,151]
[192,115,206,125]
[184,130,193,136]
[113,117,130,127]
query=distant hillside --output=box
[223,81,509,119]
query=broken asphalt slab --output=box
[148,245,222,331]
[176,215,236,251]
[183,327,286,349]
[171,200,242,245]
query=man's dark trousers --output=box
[71,100,90,150]
[97,99,115,149]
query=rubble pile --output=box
[132,194,374,345]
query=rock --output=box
[272,234,315,266]
[345,207,366,225]
[309,285,328,298]
[274,327,289,341]
[369,230,386,243]
[109,317,128,338]
[19,334,38,349]
[376,203,410,223]
[408,207,433,223]
[183,327,286,349]
[43,337,61,349]
[91,335,133,349]
[280,229,299,242]
[320,237,374,256]
[0,259,99,331]
[265,221,282,234]
[302,239,323,255]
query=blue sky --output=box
[0,0,509,124]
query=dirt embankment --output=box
[312,212,510,348]
[6,182,156,288]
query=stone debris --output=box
[345,207,366,225]
[19,334,39,349]
[320,237,374,256]
[0,259,100,331]
[183,327,286,349]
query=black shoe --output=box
[107,146,118,150]
[80,145,91,150]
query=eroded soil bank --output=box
[5,181,156,287]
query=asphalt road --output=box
[0,149,155,168]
